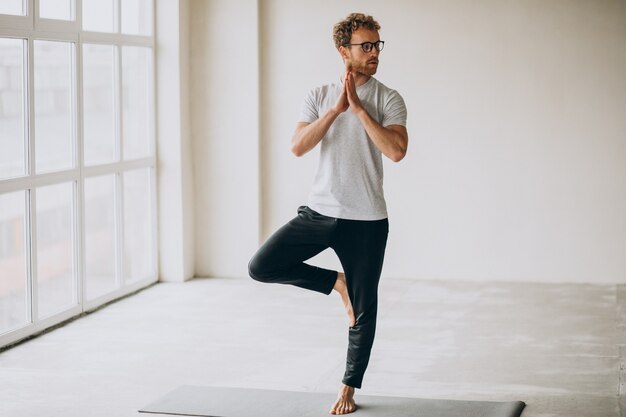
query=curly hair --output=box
[333,13,381,50]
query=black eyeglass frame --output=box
[342,41,385,53]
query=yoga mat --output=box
[139,385,526,417]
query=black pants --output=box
[248,206,389,389]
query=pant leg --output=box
[248,206,338,295]
[331,218,389,389]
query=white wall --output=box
[191,0,626,283]
[156,0,195,282]
[190,0,261,277]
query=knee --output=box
[248,256,270,283]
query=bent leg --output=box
[248,206,338,295]
[332,218,389,389]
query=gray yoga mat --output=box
[139,385,526,417]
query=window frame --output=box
[0,0,158,349]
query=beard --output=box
[347,58,378,76]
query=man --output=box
[248,13,408,415]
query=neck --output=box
[352,72,371,87]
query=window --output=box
[0,1,25,16]
[0,0,157,348]
[0,38,26,180]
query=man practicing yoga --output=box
[248,13,408,415]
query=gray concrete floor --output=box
[0,277,623,417]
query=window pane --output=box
[85,175,117,300]
[121,0,151,36]
[82,0,114,33]
[0,38,26,179]
[36,182,76,319]
[35,41,74,173]
[83,44,116,165]
[39,0,72,20]
[123,169,153,282]
[0,191,28,334]
[0,0,24,16]
[122,47,151,160]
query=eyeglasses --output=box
[342,41,385,53]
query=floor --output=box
[0,276,623,417]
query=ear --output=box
[339,46,349,61]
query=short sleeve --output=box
[298,88,319,123]
[382,90,407,127]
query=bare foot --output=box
[329,384,356,415]
[333,272,356,327]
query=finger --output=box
[347,76,355,96]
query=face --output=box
[341,28,381,76]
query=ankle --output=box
[340,384,355,394]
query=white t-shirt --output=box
[298,76,407,220]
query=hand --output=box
[332,67,350,114]
[333,85,349,114]
[344,70,364,114]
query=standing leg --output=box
[333,218,389,389]
[329,218,388,415]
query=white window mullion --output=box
[83,158,155,178]
[0,18,31,30]
[115,171,124,287]
[76,179,86,310]
[148,29,158,277]
[115,0,120,34]
[29,188,39,326]
[22,36,29,182]
[80,32,152,47]
[27,36,35,181]
[32,0,40,26]
[114,43,121,162]
[26,34,38,326]
[73,180,82,310]
[114,33,124,287]
[148,47,156,158]
[27,0,34,18]
[0,28,34,38]
[24,189,34,327]
[0,170,81,194]
[1,158,155,194]
[31,31,78,43]
[70,41,78,171]
[150,166,158,279]
[35,20,80,34]
[74,0,82,29]
[76,28,86,311]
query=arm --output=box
[355,116,408,163]
[345,72,408,162]
[291,109,341,157]
[292,68,351,157]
